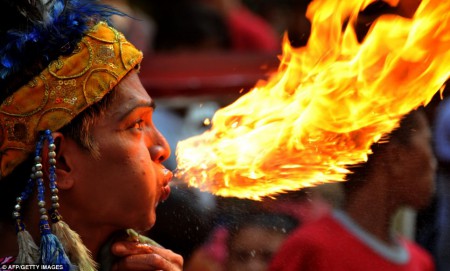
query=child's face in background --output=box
[226,226,288,271]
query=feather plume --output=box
[52,219,98,271]
[39,219,75,270]
[16,229,40,264]
[40,233,75,270]
[0,0,124,98]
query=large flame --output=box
[175,0,450,200]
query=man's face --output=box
[62,70,172,232]
[395,112,436,209]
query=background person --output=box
[268,109,436,271]
[225,212,299,271]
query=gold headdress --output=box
[0,21,143,178]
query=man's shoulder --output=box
[401,238,435,268]
[287,213,346,244]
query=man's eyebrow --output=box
[119,100,156,121]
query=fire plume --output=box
[175,0,450,200]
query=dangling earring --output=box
[33,131,73,268]
[45,130,98,271]
[13,169,39,264]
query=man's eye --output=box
[132,119,144,130]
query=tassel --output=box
[45,130,97,271]
[51,211,98,271]
[13,177,39,264]
[40,220,74,271]
[35,131,72,270]
[16,228,39,264]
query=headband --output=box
[0,21,143,179]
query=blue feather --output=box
[39,220,74,271]
[0,0,125,80]
[1,57,11,68]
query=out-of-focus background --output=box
[104,1,450,270]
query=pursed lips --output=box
[160,168,173,202]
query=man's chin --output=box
[136,216,156,233]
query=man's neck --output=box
[344,185,396,244]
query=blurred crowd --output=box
[103,0,448,270]
[104,0,313,54]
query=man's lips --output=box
[161,185,171,202]
[160,168,173,202]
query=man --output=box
[268,109,436,271]
[0,0,182,270]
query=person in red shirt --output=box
[268,108,436,271]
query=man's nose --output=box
[150,130,171,163]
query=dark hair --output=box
[226,212,299,249]
[0,156,35,222]
[344,108,427,191]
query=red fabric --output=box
[0,256,15,265]
[226,6,279,52]
[268,214,435,271]
[0,256,15,271]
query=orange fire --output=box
[175,0,450,200]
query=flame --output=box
[175,0,450,200]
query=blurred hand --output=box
[111,240,183,271]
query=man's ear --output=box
[50,132,75,190]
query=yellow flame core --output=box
[175,0,450,200]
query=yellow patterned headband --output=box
[0,21,143,178]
